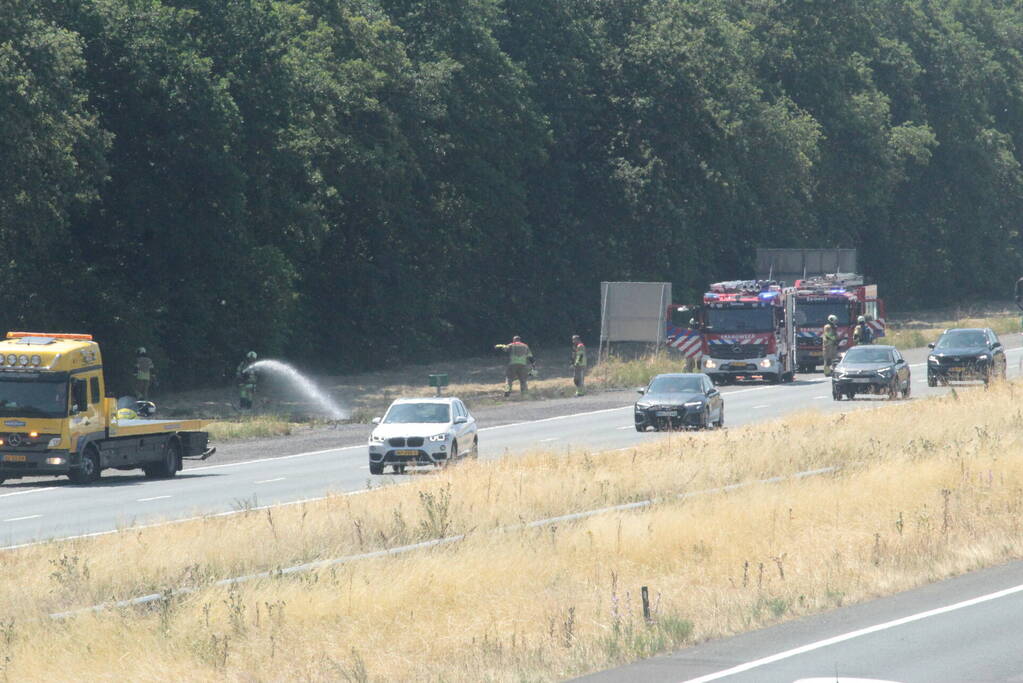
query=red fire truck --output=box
[696,280,796,384]
[792,274,886,371]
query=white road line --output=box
[813,395,827,399]
[0,487,51,499]
[3,515,41,522]
[617,425,634,430]
[136,495,171,502]
[682,581,1023,682]
[539,437,558,443]
[753,405,769,409]
[254,477,286,484]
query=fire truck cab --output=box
[792,274,886,372]
[698,280,796,384]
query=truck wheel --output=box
[69,446,100,484]
[369,461,383,475]
[145,440,180,479]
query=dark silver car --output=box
[831,345,910,400]
[927,327,1007,386]
[635,373,724,431]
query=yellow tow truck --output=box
[0,332,214,485]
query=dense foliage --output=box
[4,0,1022,388]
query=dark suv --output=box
[927,328,1007,386]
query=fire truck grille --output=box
[710,344,767,359]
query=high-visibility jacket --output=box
[136,356,153,381]
[822,323,838,347]
[507,341,532,365]
[572,342,587,367]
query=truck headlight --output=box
[369,434,385,444]
[429,434,447,442]
[45,457,65,465]
[704,359,717,369]
[759,358,772,368]
[47,438,61,448]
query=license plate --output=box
[949,367,964,372]
[3,455,26,462]
[729,364,749,370]
[852,378,873,384]
[394,449,418,456]
[655,411,677,417]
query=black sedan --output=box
[635,373,724,431]
[831,345,911,400]
[927,327,1007,386]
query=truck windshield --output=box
[705,308,774,332]
[0,376,68,418]
[795,302,850,326]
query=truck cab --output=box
[0,332,213,485]
[793,275,886,371]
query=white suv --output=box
[368,397,478,474]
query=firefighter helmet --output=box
[246,351,257,361]
[857,315,866,323]
[827,315,838,323]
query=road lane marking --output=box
[682,581,1023,682]
[4,515,41,522]
[254,478,286,484]
[617,425,634,430]
[753,405,769,409]
[0,487,52,499]
[813,395,827,399]
[136,495,171,502]
[539,437,558,443]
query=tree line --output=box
[3,0,1022,390]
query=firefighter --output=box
[495,336,533,396]
[852,315,873,345]
[570,335,587,396]
[236,351,258,409]
[134,347,154,400]
[822,314,839,376]
[683,319,699,372]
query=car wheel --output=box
[714,406,725,428]
[701,408,711,430]
[393,464,406,474]
[832,386,842,401]
[901,380,911,399]
[927,374,936,388]
[369,461,383,475]
[469,437,479,459]
[635,424,645,432]
[888,379,898,400]
[69,446,100,484]
[450,440,458,460]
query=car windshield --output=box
[0,376,68,418]
[795,301,850,326]
[384,402,451,424]
[647,376,704,394]
[843,347,894,364]
[935,330,988,349]
[705,308,774,332]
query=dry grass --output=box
[204,415,296,441]
[3,381,1023,679]
[885,310,1020,349]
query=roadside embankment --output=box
[3,381,1023,680]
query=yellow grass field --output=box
[3,381,1023,680]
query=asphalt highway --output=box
[0,339,1020,548]
[580,558,1023,683]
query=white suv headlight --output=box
[928,355,939,363]
[429,434,447,442]
[369,434,385,444]
[684,401,704,408]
